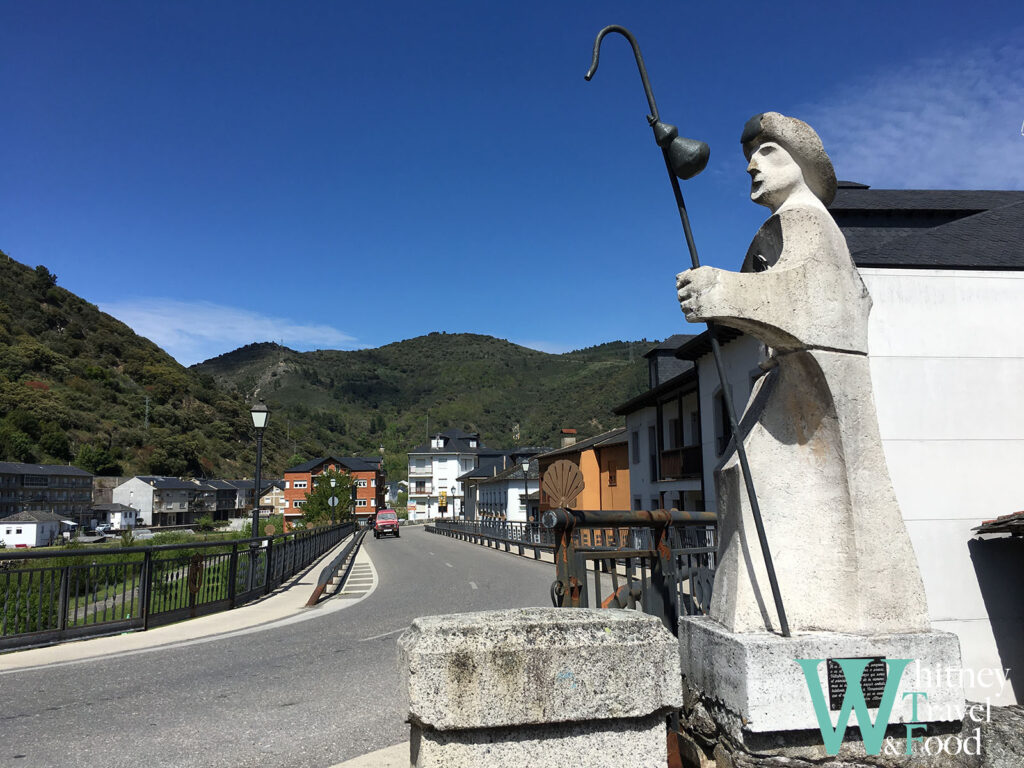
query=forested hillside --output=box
[1,251,657,481]
[0,252,263,477]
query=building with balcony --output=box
[282,456,385,529]
[112,476,197,527]
[0,462,93,526]
[407,429,485,520]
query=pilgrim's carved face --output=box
[746,141,805,211]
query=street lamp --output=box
[449,485,457,521]
[522,461,530,522]
[250,401,269,539]
[330,476,337,525]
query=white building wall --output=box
[861,268,1024,705]
[112,479,155,525]
[1,521,60,547]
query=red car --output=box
[374,510,400,539]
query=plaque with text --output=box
[827,657,887,711]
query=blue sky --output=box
[3,1,1022,365]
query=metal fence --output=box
[429,510,717,636]
[0,522,353,651]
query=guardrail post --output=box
[264,537,275,595]
[57,566,70,633]
[227,543,238,608]
[140,550,153,631]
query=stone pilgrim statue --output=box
[676,113,930,635]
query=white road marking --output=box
[359,628,405,642]
[469,582,478,590]
[444,562,453,568]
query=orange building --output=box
[536,427,630,512]
[282,456,385,530]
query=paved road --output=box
[0,527,555,768]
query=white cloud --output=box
[804,39,1024,189]
[99,299,357,366]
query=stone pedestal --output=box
[398,607,683,768]
[678,615,967,765]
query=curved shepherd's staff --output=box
[585,25,790,637]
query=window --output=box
[370,499,375,507]
[284,481,290,489]
[293,500,304,508]
[631,431,640,464]
[356,480,368,488]
[607,464,617,487]
[356,499,367,507]
[648,426,658,481]
[371,479,376,487]
[294,480,308,489]
[283,501,289,508]
[16,528,22,534]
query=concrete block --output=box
[399,607,682,731]
[410,715,666,768]
[679,615,964,734]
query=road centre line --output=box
[445,562,453,568]
[469,582,478,590]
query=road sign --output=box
[329,496,338,507]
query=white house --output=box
[406,429,486,520]
[89,503,139,530]
[471,458,540,523]
[112,476,195,526]
[1,511,70,548]
[651,183,1024,704]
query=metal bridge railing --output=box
[0,522,353,651]
[427,511,717,636]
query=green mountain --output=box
[1,250,655,481]
[195,333,652,480]
[0,251,262,477]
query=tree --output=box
[300,469,355,527]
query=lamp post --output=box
[250,402,269,539]
[522,461,530,522]
[329,476,337,525]
[449,485,457,522]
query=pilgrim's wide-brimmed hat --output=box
[741,112,837,206]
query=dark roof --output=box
[203,479,238,491]
[409,428,487,455]
[643,334,698,358]
[91,503,139,514]
[227,479,256,490]
[535,427,628,460]
[830,187,1024,212]
[0,510,72,524]
[614,368,699,415]
[457,457,508,481]
[674,327,745,361]
[0,462,92,477]
[133,476,201,490]
[285,456,381,474]
[827,184,1024,268]
[849,200,1024,270]
[478,458,539,485]
[973,510,1024,537]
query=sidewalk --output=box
[0,532,375,674]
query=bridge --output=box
[0,526,556,767]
